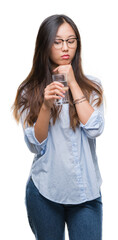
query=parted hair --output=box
[12,14,103,131]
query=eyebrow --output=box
[56,34,76,38]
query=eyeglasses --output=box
[53,38,78,49]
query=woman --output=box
[12,14,104,240]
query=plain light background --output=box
[0,0,118,239]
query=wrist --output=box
[68,79,78,90]
[42,102,51,112]
[69,80,85,101]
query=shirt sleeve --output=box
[20,109,48,155]
[79,76,105,139]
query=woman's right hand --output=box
[43,81,65,109]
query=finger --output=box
[53,67,59,72]
[49,84,65,93]
[45,95,62,100]
[53,65,66,72]
[50,81,64,87]
[53,64,70,73]
[46,89,65,98]
[46,83,65,93]
[46,82,64,91]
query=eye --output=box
[54,40,62,45]
[68,38,75,44]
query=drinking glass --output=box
[52,73,69,105]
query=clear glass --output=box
[53,38,77,49]
[52,73,69,105]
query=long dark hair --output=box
[12,14,103,130]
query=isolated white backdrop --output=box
[0,0,118,239]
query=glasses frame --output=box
[53,37,78,49]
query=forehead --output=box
[56,22,76,38]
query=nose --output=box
[62,41,68,51]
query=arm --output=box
[69,80,94,125]
[53,65,94,125]
[53,65,104,139]
[20,108,48,154]
[34,103,51,143]
[69,77,104,139]
[20,81,65,154]
[34,81,65,143]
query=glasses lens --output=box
[53,38,77,49]
[68,38,77,48]
[54,40,62,49]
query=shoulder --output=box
[85,75,104,106]
[85,74,102,86]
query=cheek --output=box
[50,50,58,62]
[50,52,60,65]
[70,49,77,60]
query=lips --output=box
[61,55,70,59]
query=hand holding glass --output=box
[52,74,69,105]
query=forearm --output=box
[69,80,94,125]
[34,103,51,143]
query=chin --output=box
[60,60,71,65]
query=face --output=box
[49,22,77,68]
